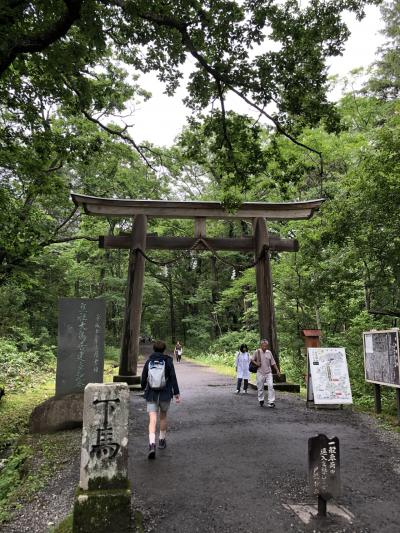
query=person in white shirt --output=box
[251,339,280,407]
[234,344,250,394]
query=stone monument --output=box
[56,298,106,396]
[73,383,131,532]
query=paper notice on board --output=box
[365,334,373,354]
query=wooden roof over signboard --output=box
[71,193,325,220]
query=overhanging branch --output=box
[0,0,83,77]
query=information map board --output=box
[363,329,400,388]
[308,348,353,405]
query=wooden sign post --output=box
[308,434,340,517]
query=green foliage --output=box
[0,334,55,392]
[208,330,260,355]
[0,445,32,522]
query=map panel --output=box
[308,348,353,405]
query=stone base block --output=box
[73,487,131,533]
[249,382,300,393]
[29,393,83,434]
[113,375,141,385]
[128,384,143,393]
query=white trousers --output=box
[256,372,275,404]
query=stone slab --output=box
[56,298,106,397]
[113,374,140,385]
[29,393,83,434]
[282,502,354,525]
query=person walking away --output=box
[141,340,180,459]
[174,341,183,362]
[234,344,250,394]
[252,339,280,408]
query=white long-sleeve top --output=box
[235,351,250,379]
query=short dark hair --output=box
[239,344,248,352]
[153,340,166,353]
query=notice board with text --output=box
[363,329,400,388]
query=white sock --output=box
[149,432,156,445]
[159,430,166,440]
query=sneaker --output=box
[148,443,156,459]
[268,402,276,408]
[158,439,167,449]
[235,390,240,394]
[259,400,264,407]
[243,390,248,394]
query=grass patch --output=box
[0,430,80,523]
[50,514,73,533]
[0,378,55,454]
[184,350,236,377]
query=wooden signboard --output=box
[363,329,400,388]
[308,434,340,500]
[307,348,353,405]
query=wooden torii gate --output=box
[72,193,324,385]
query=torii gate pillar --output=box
[254,217,279,365]
[114,214,147,385]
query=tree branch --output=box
[136,7,324,175]
[0,0,84,77]
[82,110,157,172]
[51,205,79,235]
[41,235,99,247]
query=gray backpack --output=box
[148,359,167,390]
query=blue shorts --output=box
[146,400,171,413]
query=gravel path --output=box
[2,360,400,532]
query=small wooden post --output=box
[317,495,327,518]
[114,214,147,385]
[373,384,382,414]
[396,389,400,424]
[194,217,206,238]
[254,217,279,365]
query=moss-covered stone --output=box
[72,487,131,533]
[87,475,130,491]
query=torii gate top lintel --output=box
[71,193,325,220]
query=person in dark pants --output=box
[235,344,250,394]
[174,341,183,362]
[141,340,180,459]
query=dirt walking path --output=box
[2,359,400,532]
[130,360,400,533]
